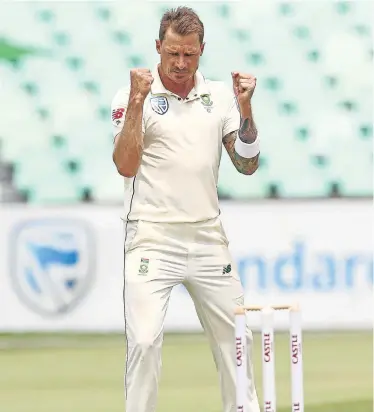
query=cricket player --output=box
[111,6,260,412]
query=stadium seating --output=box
[0,1,372,203]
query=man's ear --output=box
[156,39,161,55]
[200,42,205,56]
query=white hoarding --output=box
[0,200,372,332]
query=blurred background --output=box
[0,1,372,412]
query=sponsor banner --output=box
[0,200,372,332]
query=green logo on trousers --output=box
[138,258,149,275]
[222,264,231,274]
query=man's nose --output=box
[175,56,187,70]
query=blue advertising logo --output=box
[237,241,373,292]
[9,219,95,317]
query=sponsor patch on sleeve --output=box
[112,108,125,122]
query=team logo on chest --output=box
[200,94,214,113]
[150,96,169,115]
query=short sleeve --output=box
[222,88,240,138]
[111,86,145,139]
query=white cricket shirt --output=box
[111,65,240,223]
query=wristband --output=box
[234,137,260,158]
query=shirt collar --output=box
[151,64,210,99]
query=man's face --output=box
[156,28,204,84]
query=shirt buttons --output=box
[186,97,189,100]
[178,97,181,101]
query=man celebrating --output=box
[112,6,260,412]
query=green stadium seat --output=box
[12,150,81,203]
[0,4,48,48]
[271,153,331,198]
[0,1,372,203]
[27,176,81,204]
[93,169,125,203]
[218,153,270,199]
[331,149,372,197]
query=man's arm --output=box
[223,103,259,175]
[113,96,144,177]
[112,68,153,178]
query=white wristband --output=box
[234,136,260,158]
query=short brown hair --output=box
[159,6,204,44]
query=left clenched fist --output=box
[231,72,256,106]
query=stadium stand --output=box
[0,1,372,203]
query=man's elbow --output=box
[113,155,137,178]
[236,164,259,175]
[240,169,257,176]
[115,163,137,178]
[117,167,136,178]
[249,163,259,175]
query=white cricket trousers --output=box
[123,217,259,412]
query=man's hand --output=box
[113,69,151,177]
[231,72,256,110]
[130,68,154,101]
[222,71,259,176]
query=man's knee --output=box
[128,335,161,358]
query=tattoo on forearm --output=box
[223,128,259,175]
[239,116,258,144]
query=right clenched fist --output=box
[130,68,153,100]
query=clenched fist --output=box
[130,68,154,100]
[231,72,256,108]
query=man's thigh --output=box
[124,250,166,341]
[124,221,186,342]
[186,243,245,334]
[189,242,243,293]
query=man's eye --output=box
[169,52,178,56]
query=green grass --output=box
[0,332,372,412]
